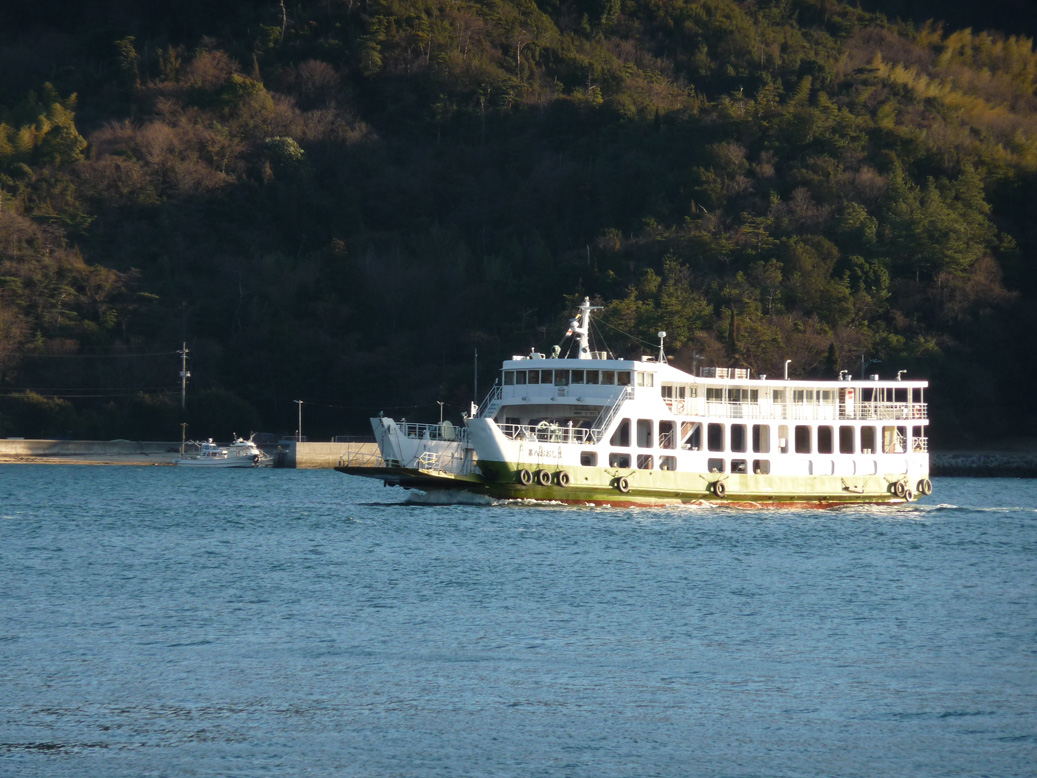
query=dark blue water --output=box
[1,466,1034,777]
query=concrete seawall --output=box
[0,438,384,468]
[1,439,1034,475]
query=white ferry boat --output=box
[339,298,931,506]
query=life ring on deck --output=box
[616,476,630,493]
[894,481,907,498]
[675,401,686,414]
[714,481,726,498]
[556,471,571,488]
[518,468,533,486]
[536,469,552,487]
[917,478,932,496]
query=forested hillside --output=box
[1,0,1035,444]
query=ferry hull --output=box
[338,460,930,508]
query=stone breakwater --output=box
[931,452,1037,478]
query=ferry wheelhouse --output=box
[340,299,931,506]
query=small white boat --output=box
[175,435,272,468]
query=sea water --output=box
[0,466,1034,778]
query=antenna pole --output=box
[178,343,190,409]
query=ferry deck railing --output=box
[663,399,928,422]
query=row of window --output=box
[607,419,924,455]
[579,451,772,474]
[502,369,656,387]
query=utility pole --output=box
[178,343,190,409]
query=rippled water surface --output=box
[1,466,1035,777]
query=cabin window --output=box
[779,425,790,453]
[660,456,676,471]
[581,451,597,466]
[732,459,747,473]
[609,453,630,468]
[753,459,770,474]
[540,370,553,385]
[585,370,599,385]
[636,419,653,448]
[601,371,616,385]
[773,390,786,404]
[610,419,630,447]
[515,371,527,385]
[637,372,646,387]
[708,458,725,473]
[554,371,568,386]
[861,426,876,454]
[912,426,926,452]
[659,421,676,449]
[617,372,632,386]
[707,423,725,452]
[883,426,906,454]
[637,372,654,387]
[504,371,515,386]
[637,454,653,470]
[839,426,855,454]
[571,370,585,384]
[527,370,540,384]
[707,387,725,402]
[795,425,812,454]
[682,422,702,450]
[818,426,834,454]
[752,424,770,453]
[731,424,747,453]
[662,384,674,400]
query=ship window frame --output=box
[636,419,653,448]
[839,426,855,454]
[636,454,653,470]
[601,371,616,385]
[659,455,676,471]
[581,451,597,466]
[554,371,568,386]
[617,372,632,386]
[752,424,770,453]
[732,459,747,473]
[515,370,527,385]
[540,370,553,385]
[571,370,585,385]
[503,371,515,385]
[753,459,770,474]
[527,370,540,384]
[795,425,812,454]
[682,421,702,450]
[610,418,630,447]
[818,426,834,455]
[707,423,725,452]
[707,458,725,473]
[731,424,747,453]
[585,370,599,385]
[659,420,676,450]
[861,426,876,454]
[608,453,630,468]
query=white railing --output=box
[663,399,928,422]
[589,388,632,443]
[389,422,469,443]
[476,385,503,418]
[499,422,596,445]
